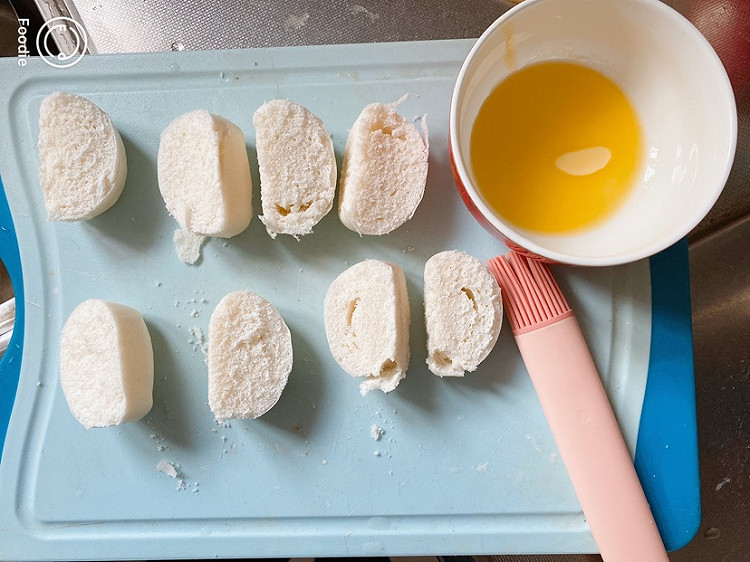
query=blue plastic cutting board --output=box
[0,40,698,560]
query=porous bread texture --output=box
[424,250,503,377]
[254,99,336,238]
[338,98,428,235]
[208,291,293,420]
[158,110,253,238]
[38,91,127,221]
[324,259,410,395]
[59,299,154,428]
[173,228,205,265]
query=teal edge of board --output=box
[635,237,701,551]
[0,175,24,463]
[0,174,701,550]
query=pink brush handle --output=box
[516,314,668,562]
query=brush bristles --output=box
[487,252,571,333]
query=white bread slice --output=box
[324,259,410,395]
[38,91,127,221]
[424,250,503,377]
[254,99,336,238]
[158,110,252,238]
[60,299,154,428]
[338,98,428,235]
[208,291,293,420]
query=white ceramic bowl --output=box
[450,0,737,266]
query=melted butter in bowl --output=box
[470,61,642,234]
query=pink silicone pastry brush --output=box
[488,251,668,562]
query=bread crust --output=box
[424,250,503,377]
[38,91,128,221]
[254,99,336,238]
[324,259,410,395]
[338,99,428,235]
[208,291,293,420]
[158,110,253,238]
[60,299,154,428]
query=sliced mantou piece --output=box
[208,291,293,420]
[38,91,128,221]
[60,299,154,428]
[158,110,252,238]
[254,99,336,238]
[338,98,428,235]
[424,250,503,377]
[324,259,410,395]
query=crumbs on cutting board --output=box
[173,228,206,264]
[215,424,240,459]
[188,326,208,362]
[369,408,398,458]
[150,432,169,452]
[155,460,199,492]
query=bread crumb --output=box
[373,450,381,457]
[150,431,170,452]
[477,462,490,472]
[322,459,328,465]
[189,309,199,318]
[525,432,543,453]
[173,228,206,265]
[156,460,187,491]
[188,326,208,361]
[370,424,384,441]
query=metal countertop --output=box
[1,1,748,561]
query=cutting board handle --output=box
[0,175,24,462]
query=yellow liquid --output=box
[470,61,642,233]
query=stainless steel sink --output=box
[0,0,747,560]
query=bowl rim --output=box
[448,0,738,266]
